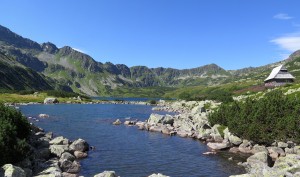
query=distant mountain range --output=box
[0,24,299,96]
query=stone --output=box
[94,171,117,177]
[162,114,174,125]
[62,172,78,177]
[251,144,268,154]
[74,151,88,159]
[229,134,242,146]
[69,139,89,152]
[278,142,288,148]
[149,125,163,132]
[49,145,69,157]
[60,152,76,162]
[1,164,26,177]
[207,142,230,150]
[44,98,59,104]
[124,120,136,125]
[176,130,189,138]
[60,160,80,174]
[238,140,253,154]
[45,132,53,139]
[49,136,70,145]
[112,119,122,125]
[147,114,164,125]
[39,114,50,118]
[148,173,170,177]
[267,147,286,160]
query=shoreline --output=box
[118,100,300,177]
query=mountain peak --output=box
[0,25,42,51]
[42,42,58,54]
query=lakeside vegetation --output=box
[208,90,300,145]
[0,104,31,166]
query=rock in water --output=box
[207,142,230,150]
[44,97,59,104]
[94,171,117,177]
[112,119,122,125]
[69,139,89,152]
[148,173,170,177]
[1,164,26,177]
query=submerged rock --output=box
[148,173,170,177]
[94,171,117,177]
[112,119,122,125]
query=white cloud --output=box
[72,47,85,53]
[273,13,293,20]
[271,35,300,51]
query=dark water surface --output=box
[20,104,245,177]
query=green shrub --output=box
[208,90,300,144]
[149,100,157,105]
[0,104,31,165]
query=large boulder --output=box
[44,98,59,104]
[59,160,80,174]
[267,147,286,160]
[94,171,117,177]
[74,151,88,159]
[69,139,89,152]
[1,164,26,177]
[60,152,75,162]
[238,140,253,154]
[147,114,164,125]
[251,144,268,154]
[49,145,69,157]
[207,142,230,150]
[223,128,242,146]
[49,136,69,145]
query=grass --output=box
[0,92,92,104]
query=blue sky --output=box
[1,0,300,70]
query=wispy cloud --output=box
[72,47,85,53]
[273,13,293,20]
[271,34,300,51]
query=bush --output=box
[208,90,300,144]
[149,100,157,105]
[0,104,31,165]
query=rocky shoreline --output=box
[116,100,300,177]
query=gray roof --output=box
[264,65,295,82]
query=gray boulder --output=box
[278,142,288,148]
[69,139,89,152]
[238,140,253,154]
[207,142,230,150]
[49,145,69,157]
[147,114,164,125]
[251,144,268,154]
[1,164,26,177]
[267,147,286,160]
[60,152,75,162]
[44,98,59,104]
[49,136,69,145]
[74,151,88,159]
[59,160,80,174]
[94,171,117,177]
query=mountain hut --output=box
[264,65,295,87]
